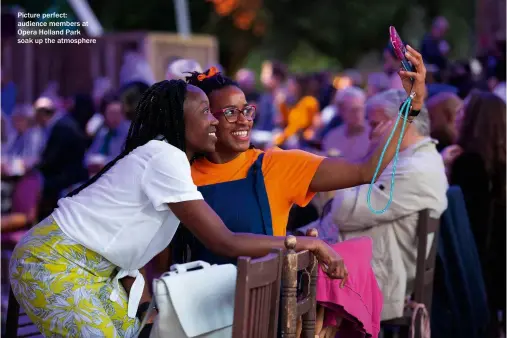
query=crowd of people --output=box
[1,16,506,338]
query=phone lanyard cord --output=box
[366,94,413,214]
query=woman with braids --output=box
[183,46,427,337]
[9,80,347,337]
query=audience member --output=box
[448,61,478,99]
[255,61,287,132]
[275,74,321,147]
[69,94,95,142]
[442,90,506,333]
[3,104,43,168]
[119,47,155,86]
[319,86,369,141]
[235,68,260,104]
[318,90,344,138]
[426,92,463,151]
[366,72,391,97]
[86,93,130,175]
[322,89,448,320]
[33,97,88,219]
[342,69,363,88]
[86,77,113,137]
[1,69,17,116]
[322,87,370,160]
[120,81,150,121]
[317,71,336,110]
[421,16,450,72]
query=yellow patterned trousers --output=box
[9,217,140,337]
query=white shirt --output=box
[331,137,448,320]
[53,140,203,317]
[322,124,371,161]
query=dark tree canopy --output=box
[3,0,475,73]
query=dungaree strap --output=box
[247,153,273,236]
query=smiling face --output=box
[183,85,219,154]
[208,85,253,154]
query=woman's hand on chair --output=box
[314,242,348,287]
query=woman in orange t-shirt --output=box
[179,59,426,336]
[274,74,320,146]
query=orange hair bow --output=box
[197,67,219,81]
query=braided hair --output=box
[67,79,188,197]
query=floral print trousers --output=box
[9,217,140,337]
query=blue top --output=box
[190,153,273,265]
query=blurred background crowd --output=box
[0,0,505,337]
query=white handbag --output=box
[136,261,237,338]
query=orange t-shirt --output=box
[276,96,320,145]
[191,148,324,236]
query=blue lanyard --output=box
[367,95,413,214]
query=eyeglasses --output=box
[213,105,256,123]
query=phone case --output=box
[389,26,414,72]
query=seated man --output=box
[322,86,371,161]
[308,89,448,320]
[34,97,88,218]
[85,93,130,175]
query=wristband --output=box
[409,106,421,117]
[398,102,421,118]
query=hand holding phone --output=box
[389,27,427,108]
[389,26,415,73]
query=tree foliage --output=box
[4,0,475,73]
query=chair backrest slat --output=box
[413,209,440,316]
[233,249,283,338]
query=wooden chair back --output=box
[413,209,440,315]
[232,249,283,338]
[280,230,318,338]
[381,209,440,337]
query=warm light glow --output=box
[234,11,255,30]
[208,0,238,16]
[333,76,353,90]
[209,0,265,34]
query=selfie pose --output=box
[9,80,347,337]
[175,45,427,337]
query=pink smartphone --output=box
[389,26,415,73]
